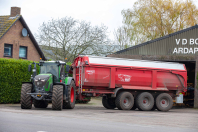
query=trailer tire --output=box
[52,85,63,110]
[102,96,116,109]
[34,100,48,108]
[63,80,76,109]
[21,83,32,109]
[136,92,154,111]
[156,93,173,112]
[115,92,134,110]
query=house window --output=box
[4,44,13,57]
[19,46,27,59]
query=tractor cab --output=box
[39,61,66,83]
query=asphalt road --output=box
[0,99,198,132]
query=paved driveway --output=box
[0,98,197,132]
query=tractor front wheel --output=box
[21,83,32,109]
[52,85,63,110]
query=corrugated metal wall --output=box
[117,27,198,56]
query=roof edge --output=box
[19,16,46,60]
[115,24,198,54]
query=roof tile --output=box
[0,15,20,38]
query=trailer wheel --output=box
[115,92,134,110]
[21,83,32,109]
[156,93,173,112]
[102,96,116,109]
[34,100,48,108]
[63,80,76,109]
[136,92,154,111]
[52,85,63,110]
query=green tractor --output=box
[20,60,76,110]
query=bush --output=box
[0,58,38,103]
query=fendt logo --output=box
[173,38,198,54]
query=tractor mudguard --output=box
[65,77,73,86]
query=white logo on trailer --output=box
[118,74,131,82]
[86,70,95,75]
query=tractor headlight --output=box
[41,79,45,82]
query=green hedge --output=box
[0,58,38,103]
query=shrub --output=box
[0,58,38,103]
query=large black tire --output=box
[21,83,32,109]
[156,93,173,112]
[63,80,76,109]
[34,100,48,108]
[115,92,134,110]
[102,96,116,109]
[136,92,154,111]
[52,85,63,110]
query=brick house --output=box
[0,7,46,61]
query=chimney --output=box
[10,7,21,17]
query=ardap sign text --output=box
[173,39,198,54]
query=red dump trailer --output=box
[71,55,187,111]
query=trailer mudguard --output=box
[111,87,123,97]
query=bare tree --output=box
[114,26,135,50]
[36,17,115,62]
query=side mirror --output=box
[66,65,70,73]
[28,65,32,72]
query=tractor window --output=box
[60,64,65,77]
[40,63,59,81]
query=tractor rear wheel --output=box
[136,92,154,111]
[63,80,76,109]
[115,92,134,110]
[52,85,63,110]
[156,93,173,112]
[102,96,116,109]
[34,100,48,108]
[21,83,32,109]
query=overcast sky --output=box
[0,0,198,40]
